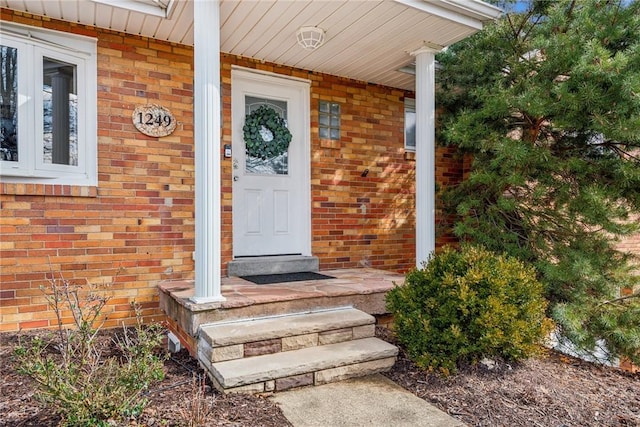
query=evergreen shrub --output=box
[386,245,553,374]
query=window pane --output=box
[405,110,416,149]
[43,58,78,166]
[1,45,18,162]
[319,101,341,141]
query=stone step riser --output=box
[198,307,378,363]
[201,323,376,363]
[197,309,398,394]
[212,357,397,393]
[201,337,398,393]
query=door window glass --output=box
[245,96,288,175]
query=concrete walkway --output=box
[270,374,465,427]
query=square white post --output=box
[192,0,225,303]
[412,46,439,268]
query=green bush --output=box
[13,275,166,426]
[386,245,553,374]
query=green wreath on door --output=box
[243,105,292,160]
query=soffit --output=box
[0,0,499,91]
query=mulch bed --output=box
[0,331,291,427]
[378,327,640,427]
[1,328,638,426]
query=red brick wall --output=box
[1,9,195,331]
[0,9,464,331]
[617,217,640,372]
[618,215,640,275]
[223,58,462,271]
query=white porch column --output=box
[412,46,439,268]
[192,0,225,302]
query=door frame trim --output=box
[231,67,312,258]
[231,64,312,85]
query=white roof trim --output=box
[90,0,175,19]
[395,0,502,30]
[3,0,498,91]
[438,0,503,21]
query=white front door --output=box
[231,69,311,257]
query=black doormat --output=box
[240,271,335,285]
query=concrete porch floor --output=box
[159,268,404,341]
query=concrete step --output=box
[199,307,376,363]
[227,255,319,277]
[202,337,398,393]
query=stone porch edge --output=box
[158,268,404,336]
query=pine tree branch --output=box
[506,13,518,40]
[610,0,622,28]
[522,116,546,145]
[596,291,640,308]
[553,0,577,35]
[520,14,544,47]
[566,0,576,24]
[506,10,529,42]
[596,142,640,162]
[588,140,640,149]
[506,9,541,56]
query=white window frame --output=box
[0,22,97,186]
[404,97,416,152]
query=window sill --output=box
[0,182,98,197]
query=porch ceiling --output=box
[0,0,501,91]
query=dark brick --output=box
[244,339,282,357]
[275,373,314,391]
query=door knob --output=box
[233,175,239,181]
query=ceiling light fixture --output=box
[296,26,325,50]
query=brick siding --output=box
[618,215,640,275]
[0,9,465,331]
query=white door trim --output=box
[231,67,312,258]
[231,64,312,85]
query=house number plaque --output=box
[132,104,177,137]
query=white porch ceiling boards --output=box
[0,0,500,91]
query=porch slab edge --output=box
[158,268,404,337]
